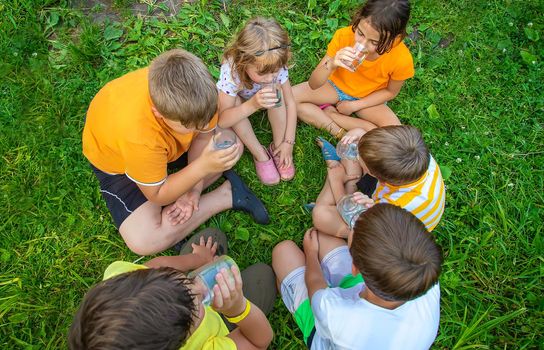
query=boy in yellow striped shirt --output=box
[313,125,445,238]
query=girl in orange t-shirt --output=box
[293,0,415,137]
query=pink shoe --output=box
[254,148,280,185]
[268,144,295,181]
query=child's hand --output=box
[303,228,320,258]
[272,142,293,168]
[336,100,358,116]
[191,236,218,265]
[333,46,357,72]
[252,88,279,110]
[341,128,366,145]
[166,189,201,225]
[198,138,241,174]
[211,265,246,317]
[352,192,375,209]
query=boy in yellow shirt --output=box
[69,228,275,350]
[83,49,269,255]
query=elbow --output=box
[254,327,274,350]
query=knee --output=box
[312,205,328,227]
[272,240,298,265]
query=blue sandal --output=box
[303,202,316,213]
[316,136,340,162]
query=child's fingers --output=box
[232,265,243,291]
[206,236,213,248]
[212,284,224,309]
[211,242,218,256]
[216,270,232,301]
[200,236,205,246]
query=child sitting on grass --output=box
[69,228,275,350]
[294,0,414,138]
[82,49,269,256]
[217,17,297,185]
[272,204,443,349]
[313,125,445,238]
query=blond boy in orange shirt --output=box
[83,49,269,255]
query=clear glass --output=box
[213,128,237,149]
[188,255,238,306]
[336,142,359,160]
[337,194,367,229]
[350,42,369,70]
[260,77,282,108]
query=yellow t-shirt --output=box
[82,68,218,186]
[326,26,415,98]
[373,156,445,231]
[103,261,236,350]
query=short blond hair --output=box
[358,125,429,185]
[224,17,291,89]
[149,49,217,129]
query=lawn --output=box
[0,0,542,348]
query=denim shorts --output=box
[328,80,359,102]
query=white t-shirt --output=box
[310,283,441,350]
[216,60,289,100]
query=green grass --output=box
[1,0,542,348]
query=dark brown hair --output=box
[223,17,291,89]
[350,203,442,301]
[351,0,411,55]
[68,267,197,350]
[149,49,217,129]
[358,125,429,185]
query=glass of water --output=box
[187,255,238,306]
[260,77,282,108]
[350,42,369,70]
[213,128,237,149]
[336,142,359,160]
[337,194,367,229]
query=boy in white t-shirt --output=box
[272,203,443,350]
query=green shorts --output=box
[279,246,364,345]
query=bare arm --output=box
[303,228,328,299]
[308,48,356,90]
[138,141,240,206]
[217,91,260,128]
[213,268,273,349]
[143,254,206,271]
[281,79,298,143]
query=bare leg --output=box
[292,82,344,137]
[316,232,347,261]
[272,240,305,289]
[267,103,287,149]
[324,105,379,132]
[341,159,362,194]
[355,104,401,128]
[120,179,233,255]
[313,178,351,239]
[230,98,269,162]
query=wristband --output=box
[283,139,295,145]
[225,299,251,323]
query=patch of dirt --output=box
[438,33,455,49]
[70,0,189,23]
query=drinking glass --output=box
[187,255,238,306]
[336,142,359,160]
[260,77,282,108]
[213,128,237,149]
[350,42,369,70]
[337,194,367,229]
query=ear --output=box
[151,106,163,120]
[351,263,360,277]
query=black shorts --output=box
[90,153,188,229]
[356,174,378,197]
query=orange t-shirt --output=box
[326,26,415,98]
[82,67,218,186]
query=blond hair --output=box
[358,125,429,185]
[223,17,291,89]
[148,49,217,129]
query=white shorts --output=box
[280,245,353,313]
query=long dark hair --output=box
[351,0,411,55]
